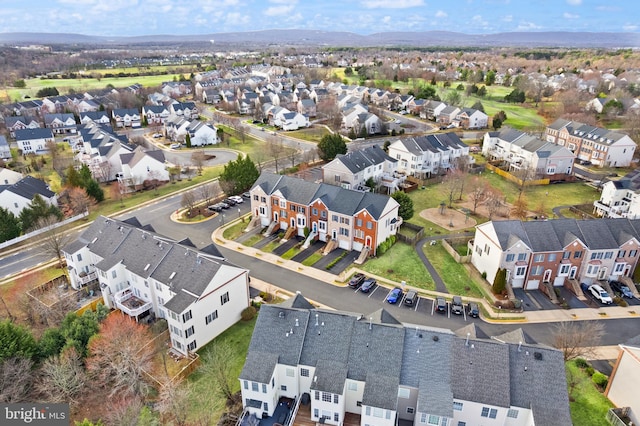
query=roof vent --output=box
[279,311,285,319]
[144,263,150,271]
[432,335,439,342]
[534,352,543,360]
[295,318,299,327]
[169,272,176,280]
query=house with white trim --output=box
[605,336,640,426]
[239,294,571,426]
[0,175,57,216]
[388,134,469,179]
[594,169,640,219]
[15,128,54,154]
[62,216,249,356]
[112,108,141,128]
[119,147,169,190]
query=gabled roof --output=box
[327,144,396,174]
[15,128,53,140]
[1,175,54,200]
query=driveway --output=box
[312,248,347,271]
[291,240,323,263]
[272,236,303,256]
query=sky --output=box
[0,0,638,37]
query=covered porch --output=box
[113,287,152,321]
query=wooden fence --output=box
[485,163,550,186]
[396,222,424,246]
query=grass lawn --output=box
[422,243,483,297]
[261,239,282,253]
[361,242,435,290]
[281,246,299,260]
[302,251,323,266]
[222,219,250,241]
[187,317,257,423]
[286,126,330,143]
[566,360,614,426]
[242,234,263,247]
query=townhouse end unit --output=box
[62,216,250,355]
[239,294,571,426]
[249,173,400,257]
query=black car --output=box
[360,278,376,293]
[404,290,418,307]
[224,198,237,206]
[220,202,230,209]
[348,273,366,288]
[610,281,634,298]
[451,296,464,315]
[435,297,447,313]
[468,302,480,318]
[208,204,223,212]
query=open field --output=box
[286,126,331,143]
[361,242,435,290]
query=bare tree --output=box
[157,379,191,426]
[199,182,217,206]
[86,314,154,397]
[47,140,73,179]
[105,395,145,426]
[268,136,284,173]
[441,169,465,208]
[485,188,505,219]
[181,191,197,216]
[200,341,237,401]
[36,215,72,268]
[512,167,538,200]
[552,320,605,361]
[191,150,206,174]
[510,196,529,220]
[0,357,34,402]
[467,176,489,214]
[36,347,86,404]
[97,161,112,183]
[237,123,248,144]
[60,187,93,216]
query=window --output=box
[618,250,627,258]
[407,407,415,414]
[563,251,571,259]
[111,270,117,278]
[531,266,543,276]
[517,253,527,261]
[252,382,259,392]
[334,413,339,422]
[614,263,625,273]
[630,250,638,257]
[264,402,268,412]
[187,340,197,351]
[534,254,544,262]
[332,214,338,222]
[312,208,318,215]
[262,384,267,393]
[315,391,319,401]
[220,292,230,305]
[77,254,83,261]
[182,310,192,322]
[428,415,440,425]
[185,326,194,338]
[453,402,463,411]
[300,368,309,377]
[205,310,218,324]
[481,407,497,419]
[515,266,527,277]
[398,388,410,399]
[574,251,582,259]
[313,409,319,418]
[348,382,357,391]
[339,228,349,237]
[548,253,556,262]
[484,244,490,254]
[506,254,515,262]
[507,408,519,418]
[420,413,427,423]
[591,252,604,260]
[281,385,287,391]
[605,251,613,259]
[559,264,570,275]
[373,407,383,418]
[333,394,338,404]
[356,218,363,227]
[457,423,466,426]
[366,221,373,229]
[260,196,266,203]
[321,211,327,219]
[243,380,248,390]
[586,264,599,276]
[286,368,294,377]
[365,407,371,416]
[322,392,331,402]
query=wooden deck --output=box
[293,404,361,426]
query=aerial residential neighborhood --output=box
[1,6,640,426]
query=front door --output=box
[332,229,337,240]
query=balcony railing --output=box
[75,271,98,286]
[113,287,153,318]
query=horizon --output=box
[1,0,638,38]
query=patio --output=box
[294,403,361,426]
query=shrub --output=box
[592,371,608,389]
[241,306,257,321]
[575,358,589,369]
[481,271,487,280]
[585,366,595,376]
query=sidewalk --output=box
[213,219,640,327]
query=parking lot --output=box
[344,281,477,326]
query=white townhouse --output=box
[545,118,636,167]
[169,101,198,120]
[594,169,640,219]
[142,105,171,125]
[43,113,77,135]
[187,121,219,146]
[388,133,470,179]
[119,147,169,190]
[15,128,54,154]
[239,295,571,426]
[483,128,575,180]
[112,108,141,128]
[0,175,57,216]
[62,216,250,355]
[0,167,22,185]
[0,136,11,161]
[455,108,488,129]
[79,111,110,125]
[322,144,401,193]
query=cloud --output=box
[265,0,297,16]
[517,21,542,30]
[623,24,638,31]
[566,0,581,5]
[383,15,391,23]
[563,12,579,19]
[361,0,424,9]
[502,15,513,22]
[435,10,447,18]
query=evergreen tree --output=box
[19,194,63,232]
[0,207,21,243]
[0,320,39,361]
[220,155,260,195]
[391,191,414,221]
[317,134,347,161]
[84,180,104,203]
[492,268,507,294]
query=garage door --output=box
[525,279,540,290]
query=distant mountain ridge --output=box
[0,30,638,48]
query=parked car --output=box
[404,290,418,307]
[435,297,447,313]
[219,202,230,209]
[223,198,236,206]
[468,302,480,318]
[229,195,244,204]
[208,204,224,212]
[348,273,366,288]
[242,191,251,198]
[170,143,181,149]
[386,288,403,304]
[451,296,464,315]
[589,284,613,304]
[153,133,163,138]
[360,278,376,293]
[609,281,634,299]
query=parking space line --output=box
[368,286,378,298]
[430,299,435,315]
[354,286,360,293]
[414,297,420,311]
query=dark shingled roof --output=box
[280,293,316,310]
[330,144,396,175]
[239,351,279,383]
[310,359,348,394]
[362,373,399,411]
[2,175,55,200]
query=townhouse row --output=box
[471,218,640,290]
[62,216,250,356]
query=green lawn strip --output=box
[281,246,300,260]
[285,127,330,143]
[422,243,483,297]
[222,220,248,240]
[242,235,263,247]
[187,318,257,423]
[361,242,435,290]
[261,239,282,253]
[302,251,323,266]
[566,361,614,426]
